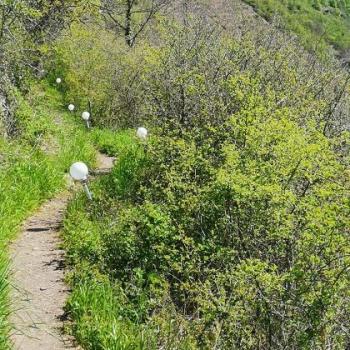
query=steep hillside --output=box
[243,0,350,59]
[0,1,349,349]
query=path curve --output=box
[9,153,114,350]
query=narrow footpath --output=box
[9,153,114,350]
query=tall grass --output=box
[90,128,135,157]
[0,255,9,350]
[67,277,157,350]
[243,0,350,54]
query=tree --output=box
[23,0,76,43]
[0,0,86,137]
[0,1,29,47]
[100,0,170,47]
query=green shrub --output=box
[53,12,350,136]
[64,107,349,348]
[53,21,149,129]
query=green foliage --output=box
[66,276,158,350]
[91,129,135,157]
[0,0,92,96]
[64,116,350,349]
[52,21,145,128]
[60,12,350,350]
[0,256,9,350]
[105,143,147,198]
[54,16,350,137]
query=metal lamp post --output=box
[69,162,92,200]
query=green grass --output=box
[0,256,9,349]
[243,0,350,55]
[66,276,157,350]
[0,81,96,348]
[90,128,135,157]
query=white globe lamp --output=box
[82,111,91,128]
[69,162,92,200]
[82,111,90,121]
[70,162,89,181]
[68,104,75,112]
[56,77,62,84]
[136,127,148,140]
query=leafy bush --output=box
[53,21,150,129]
[55,14,350,136]
[65,105,349,349]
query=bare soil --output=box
[9,153,114,350]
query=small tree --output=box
[100,0,170,47]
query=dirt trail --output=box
[9,153,114,350]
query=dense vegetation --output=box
[1,0,349,349]
[242,0,350,57]
[59,3,349,349]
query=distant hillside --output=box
[242,0,350,59]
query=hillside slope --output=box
[242,0,350,59]
[57,2,350,349]
[0,1,349,349]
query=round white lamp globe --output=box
[68,104,75,112]
[56,77,62,84]
[69,162,89,181]
[136,127,148,140]
[82,111,90,121]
